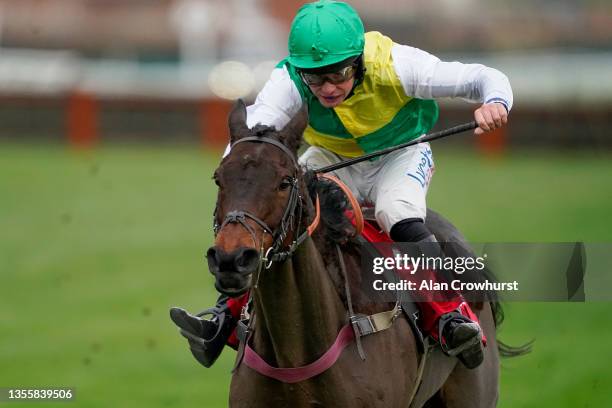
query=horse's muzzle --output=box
[207,246,260,296]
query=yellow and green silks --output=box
[284,31,439,158]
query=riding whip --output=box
[313,121,478,174]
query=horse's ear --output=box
[279,103,308,152]
[228,99,249,144]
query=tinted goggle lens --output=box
[300,65,356,86]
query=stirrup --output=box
[169,303,235,368]
[437,311,484,369]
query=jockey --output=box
[171,0,511,370]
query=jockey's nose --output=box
[320,81,337,94]
[207,246,260,276]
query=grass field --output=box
[1,144,611,407]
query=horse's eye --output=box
[279,177,293,191]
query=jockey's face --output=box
[308,77,355,108]
[300,64,357,108]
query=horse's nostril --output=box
[235,248,260,272]
[206,247,220,274]
[207,246,258,275]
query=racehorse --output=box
[209,100,523,407]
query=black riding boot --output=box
[390,219,485,369]
[438,310,484,369]
[169,296,236,368]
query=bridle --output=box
[213,136,320,268]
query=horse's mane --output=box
[250,124,277,137]
[303,169,353,243]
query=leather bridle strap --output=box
[266,194,320,265]
[232,136,299,169]
[218,210,274,236]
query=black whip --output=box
[314,121,478,174]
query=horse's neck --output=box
[251,237,347,367]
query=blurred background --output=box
[1,1,611,407]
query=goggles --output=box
[299,64,357,87]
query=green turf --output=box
[1,144,611,407]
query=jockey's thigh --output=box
[299,146,366,203]
[370,143,435,234]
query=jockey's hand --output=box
[474,103,508,135]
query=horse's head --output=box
[207,100,309,297]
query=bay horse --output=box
[209,100,514,407]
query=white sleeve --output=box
[223,66,303,157]
[391,44,513,111]
[246,66,304,129]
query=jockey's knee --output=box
[375,199,426,234]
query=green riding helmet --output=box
[288,0,365,70]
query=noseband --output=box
[213,136,319,267]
